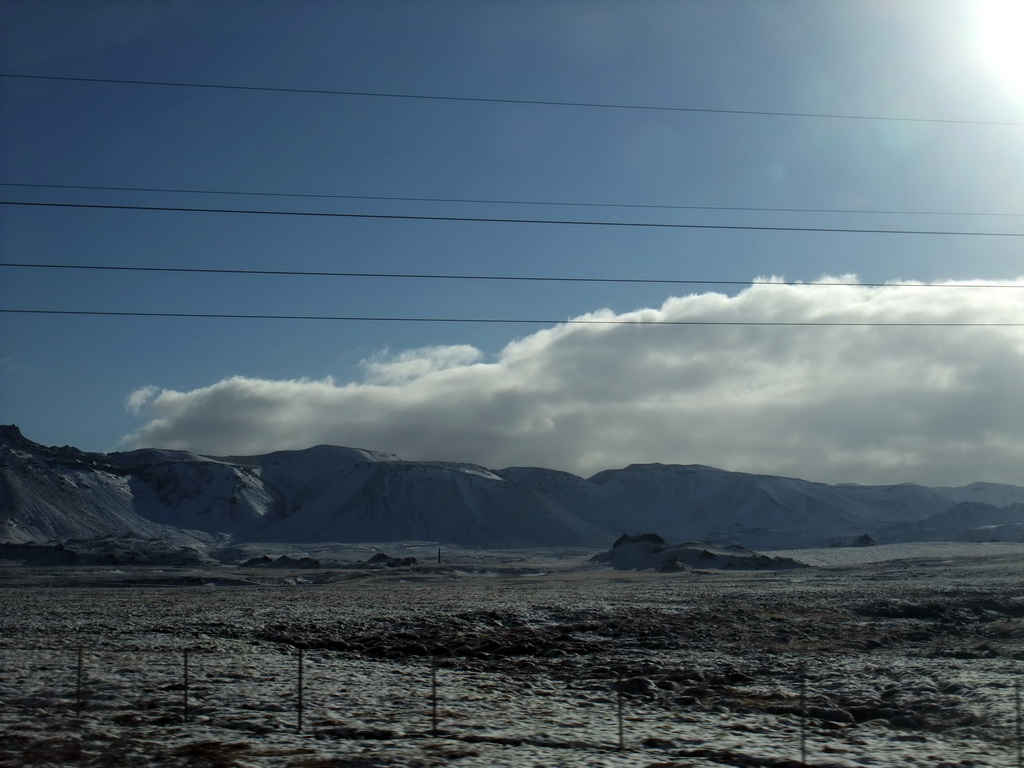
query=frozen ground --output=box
[1,543,1023,767]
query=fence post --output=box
[182,649,190,723]
[430,655,438,736]
[1016,680,1021,768]
[798,664,807,767]
[616,674,624,751]
[296,647,304,734]
[75,647,84,715]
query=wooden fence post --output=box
[1016,679,1021,768]
[615,674,625,751]
[75,647,84,715]
[182,649,190,723]
[799,664,807,767]
[430,655,438,736]
[296,647,304,733]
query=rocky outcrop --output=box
[590,533,809,571]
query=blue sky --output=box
[2,1,1024,485]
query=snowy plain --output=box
[1,542,1023,767]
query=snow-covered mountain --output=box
[579,464,952,549]
[3,425,1023,549]
[883,501,1024,543]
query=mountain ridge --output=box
[3,425,1024,549]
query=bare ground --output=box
[1,546,1022,767]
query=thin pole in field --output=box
[616,675,624,751]
[182,649,190,723]
[1016,679,1021,768]
[296,647,304,733]
[75,647,84,715]
[430,654,438,736]
[799,664,807,767]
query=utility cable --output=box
[2,181,1021,219]
[3,72,1022,127]
[1,308,1020,326]
[4,200,1024,237]
[2,262,1022,289]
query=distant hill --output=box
[884,501,1024,543]
[590,533,810,571]
[3,424,1024,549]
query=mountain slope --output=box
[884,501,1024,543]
[3,425,1023,549]
[0,427,212,543]
[250,460,609,546]
[581,464,951,548]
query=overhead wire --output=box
[1,262,1022,289]
[4,200,1024,237]
[4,74,1023,328]
[3,72,1024,127]
[1,308,1021,326]
[2,181,1022,219]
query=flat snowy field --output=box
[2,542,1023,767]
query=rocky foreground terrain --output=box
[1,544,1023,767]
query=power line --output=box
[1,308,1020,326]
[2,262,1023,289]
[2,181,1021,219]
[3,72,1022,127]
[4,200,1024,238]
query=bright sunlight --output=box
[975,0,1024,94]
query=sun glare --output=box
[975,0,1024,94]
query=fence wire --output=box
[0,645,1021,766]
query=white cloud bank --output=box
[122,278,1024,486]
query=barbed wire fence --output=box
[0,644,1021,767]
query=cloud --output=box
[125,385,160,415]
[122,278,1024,486]
[361,344,483,384]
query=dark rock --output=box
[641,736,677,749]
[615,676,654,695]
[888,714,924,729]
[848,705,901,722]
[241,555,273,567]
[832,534,877,548]
[613,533,666,547]
[680,686,713,699]
[807,706,855,724]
